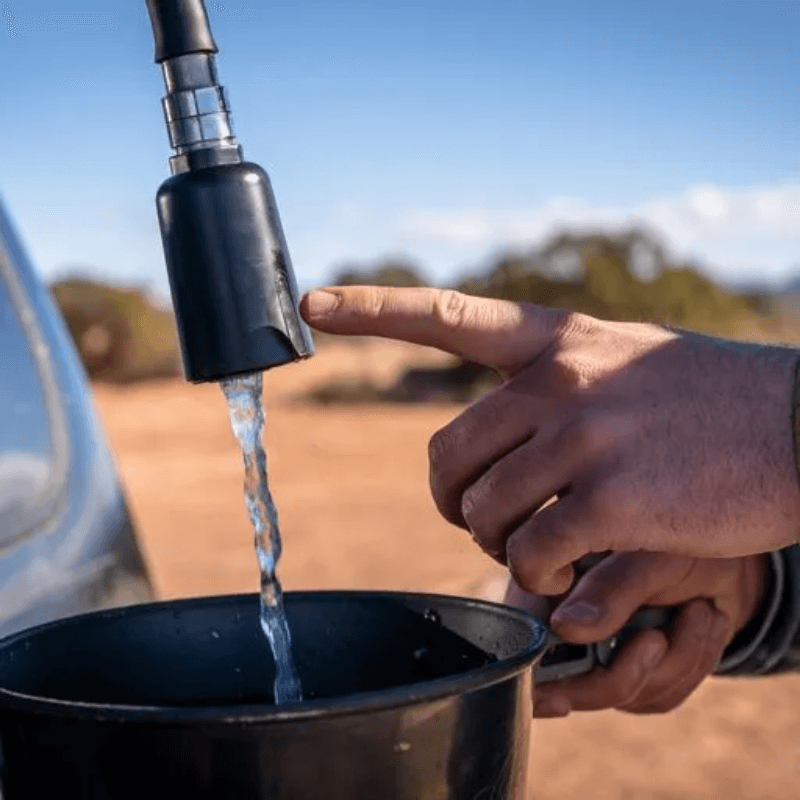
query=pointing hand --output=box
[302,287,800,594]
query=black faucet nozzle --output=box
[156,163,315,383]
[146,0,314,382]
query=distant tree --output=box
[454,228,769,336]
[781,271,800,296]
[50,277,179,382]
[331,259,429,288]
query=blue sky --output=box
[1,0,797,298]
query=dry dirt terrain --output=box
[92,338,800,800]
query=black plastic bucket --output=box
[0,591,548,799]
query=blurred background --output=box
[2,0,800,797]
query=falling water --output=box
[221,372,302,704]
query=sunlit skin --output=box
[301,285,800,714]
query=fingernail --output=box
[536,694,571,717]
[551,600,602,626]
[641,640,666,670]
[304,290,340,317]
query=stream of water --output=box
[221,372,303,704]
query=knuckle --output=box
[460,482,482,525]
[461,465,502,515]
[460,475,501,544]
[544,511,582,555]
[548,353,594,392]
[505,534,538,589]
[462,493,503,559]
[553,311,598,343]
[427,426,472,527]
[433,290,469,330]
[427,426,451,466]
[560,411,604,460]
[574,487,614,535]
[360,286,389,318]
[506,504,592,594]
[507,532,570,595]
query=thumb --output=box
[300,286,567,375]
[548,553,706,644]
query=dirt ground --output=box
[92,338,800,800]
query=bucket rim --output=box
[0,590,548,725]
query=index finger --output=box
[300,286,567,375]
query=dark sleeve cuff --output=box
[715,545,800,676]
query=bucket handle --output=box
[534,605,679,684]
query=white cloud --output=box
[15,180,796,295]
[686,186,729,221]
[392,182,800,284]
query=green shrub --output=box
[50,278,180,383]
[455,230,769,337]
[331,259,429,288]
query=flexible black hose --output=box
[145,0,217,63]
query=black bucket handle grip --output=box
[535,605,679,684]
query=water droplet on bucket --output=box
[423,609,441,625]
[413,647,428,661]
[211,631,220,639]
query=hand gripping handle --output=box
[534,605,679,684]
